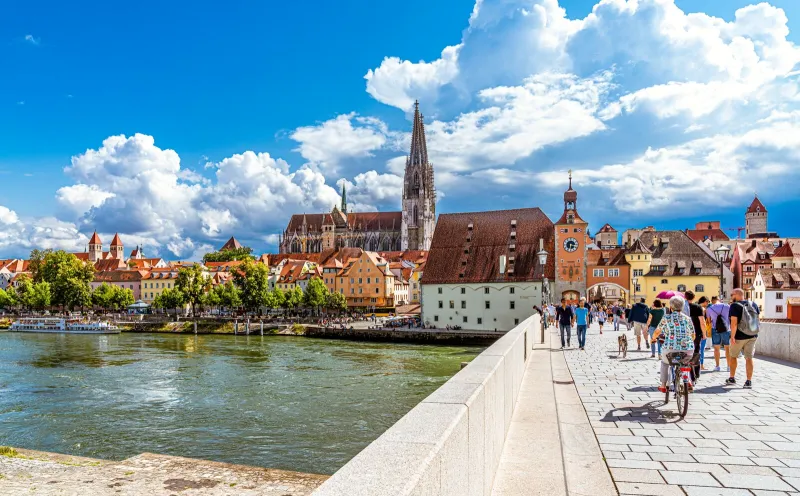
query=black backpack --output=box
[715,313,728,333]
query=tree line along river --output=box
[0,332,482,475]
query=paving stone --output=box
[598,435,652,446]
[722,474,795,491]
[661,470,721,487]
[661,462,726,477]
[610,468,665,484]
[606,458,665,470]
[616,482,686,495]
[682,488,756,496]
[695,455,755,466]
[624,452,653,461]
[649,453,697,463]
[723,465,780,476]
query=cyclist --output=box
[650,296,696,394]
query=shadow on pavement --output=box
[599,401,680,424]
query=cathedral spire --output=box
[341,182,348,214]
[408,100,429,167]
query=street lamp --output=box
[537,240,549,343]
[632,276,639,304]
[714,245,730,300]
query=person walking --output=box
[629,297,650,351]
[575,297,590,350]
[556,298,575,349]
[727,288,760,388]
[685,291,705,382]
[547,303,557,328]
[706,296,731,372]
[596,305,606,334]
[697,297,712,370]
[647,300,666,358]
[612,304,621,332]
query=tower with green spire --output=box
[341,183,348,214]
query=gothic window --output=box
[413,205,419,225]
[413,172,420,197]
[380,236,391,251]
[366,236,378,251]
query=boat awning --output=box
[128,300,150,309]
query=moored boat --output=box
[10,317,120,334]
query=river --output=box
[0,332,482,475]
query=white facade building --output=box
[421,281,554,331]
[753,268,800,319]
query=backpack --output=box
[736,301,760,337]
[715,313,728,333]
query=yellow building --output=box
[626,231,721,304]
[141,268,180,303]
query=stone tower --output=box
[109,233,124,259]
[553,171,588,304]
[401,101,436,251]
[88,231,103,262]
[745,196,767,238]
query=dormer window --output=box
[567,214,575,224]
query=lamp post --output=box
[537,241,549,344]
[714,245,730,300]
[632,276,639,305]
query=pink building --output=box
[92,270,148,301]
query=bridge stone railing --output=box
[756,322,800,363]
[313,314,539,496]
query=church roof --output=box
[110,233,123,247]
[408,100,429,167]
[89,231,102,245]
[747,196,767,214]
[423,208,555,285]
[220,236,243,251]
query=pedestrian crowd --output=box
[542,287,761,390]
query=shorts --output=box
[711,331,731,346]
[729,336,757,359]
[633,322,648,338]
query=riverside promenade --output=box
[534,321,800,495]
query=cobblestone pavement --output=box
[562,322,800,496]
[0,449,327,495]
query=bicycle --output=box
[663,351,692,419]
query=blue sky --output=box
[3,0,800,258]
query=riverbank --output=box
[117,320,301,335]
[0,446,327,495]
[305,325,504,345]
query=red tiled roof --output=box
[686,228,730,243]
[773,243,794,258]
[94,270,148,283]
[110,233,123,247]
[588,248,628,267]
[597,223,616,233]
[89,232,101,245]
[379,250,428,264]
[284,211,402,234]
[423,208,555,285]
[94,258,127,272]
[747,196,767,214]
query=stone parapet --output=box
[755,322,800,363]
[312,315,538,495]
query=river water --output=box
[0,332,482,475]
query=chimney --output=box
[652,235,659,249]
[499,255,507,275]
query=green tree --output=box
[216,280,242,310]
[175,264,210,317]
[154,288,185,314]
[303,277,328,314]
[202,247,254,263]
[266,287,285,311]
[202,288,221,313]
[284,286,304,310]
[326,290,347,313]
[92,283,114,310]
[110,286,134,311]
[0,288,15,309]
[21,281,51,311]
[37,250,94,310]
[232,260,269,312]
[28,248,54,282]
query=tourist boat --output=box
[10,317,120,334]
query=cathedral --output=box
[279,101,436,254]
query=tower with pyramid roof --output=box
[401,100,436,251]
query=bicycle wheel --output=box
[674,369,682,416]
[664,366,671,404]
[679,379,689,418]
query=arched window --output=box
[366,237,378,251]
[413,205,419,225]
[677,284,686,292]
[380,236,391,251]
[695,284,704,292]
[413,173,420,197]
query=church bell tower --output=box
[401,101,436,251]
[554,171,588,304]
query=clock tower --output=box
[554,171,588,304]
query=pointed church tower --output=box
[401,100,436,250]
[110,233,124,260]
[341,183,348,214]
[88,231,102,262]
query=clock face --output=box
[564,237,579,253]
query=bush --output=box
[0,446,19,457]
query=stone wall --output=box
[756,322,800,363]
[312,314,539,496]
[304,326,502,345]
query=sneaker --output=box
[637,345,641,351]
[658,385,667,393]
[651,354,655,358]
[744,380,752,389]
[714,366,720,372]
[560,346,564,350]
[725,377,736,385]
